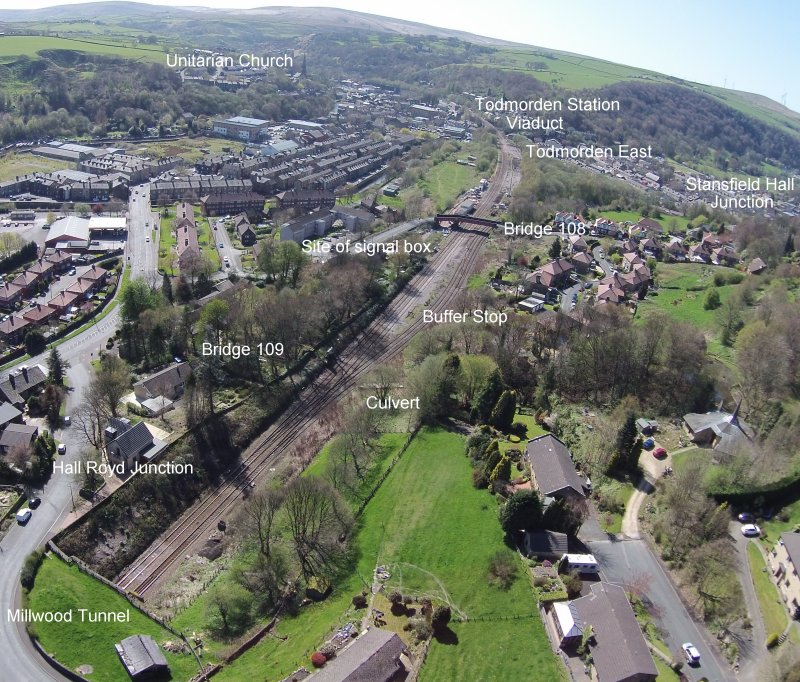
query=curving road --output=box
[0,185,156,682]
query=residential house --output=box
[105,418,167,470]
[200,192,264,220]
[275,189,335,210]
[49,290,80,314]
[0,422,38,454]
[768,532,800,620]
[115,635,170,680]
[596,275,626,305]
[0,315,31,346]
[22,303,58,326]
[619,239,638,254]
[635,217,663,239]
[747,257,767,275]
[524,530,569,561]
[309,628,408,682]
[683,401,754,456]
[665,237,687,261]
[233,214,257,246]
[567,235,588,253]
[133,362,192,402]
[688,243,710,263]
[0,401,22,431]
[556,582,658,682]
[525,434,587,501]
[570,251,593,273]
[44,249,74,273]
[0,283,25,309]
[0,364,48,408]
[711,244,738,267]
[622,252,644,273]
[621,264,651,294]
[639,237,661,258]
[526,258,574,292]
[176,218,200,269]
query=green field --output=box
[26,556,204,681]
[0,35,167,63]
[499,411,546,456]
[417,161,480,212]
[129,137,245,164]
[196,215,221,271]
[0,152,73,183]
[211,427,562,682]
[747,542,788,638]
[598,210,699,234]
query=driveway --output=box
[731,530,767,681]
[592,245,614,276]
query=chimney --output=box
[21,367,28,381]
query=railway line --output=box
[115,135,519,598]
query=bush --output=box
[20,549,44,590]
[431,604,451,632]
[410,617,432,641]
[310,652,327,667]
[472,466,489,489]
[510,421,527,438]
[487,550,518,590]
[388,589,403,604]
[319,643,335,660]
[704,289,721,310]
[352,594,367,609]
[766,632,780,649]
[562,570,583,599]
[533,575,548,588]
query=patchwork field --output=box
[0,35,166,63]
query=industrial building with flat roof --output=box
[212,116,270,141]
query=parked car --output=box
[57,443,66,455]
[737,512,755,523]
[741,524,761,537]
[653,447,667,459]
[682,643,701,665]
[28,496,41,509]
[643,437,655,450]
[16,508,32,524]
[219,243,224,248]
[63,415,71,426]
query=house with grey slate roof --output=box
[115,634,169,680]
[309,628,407,682]
[525,434,587,501]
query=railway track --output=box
[116,135,518,598]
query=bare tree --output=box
[243,487,284,558]
[283,477,352,580]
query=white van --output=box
[560,553,599,574]
[16,508,32,524]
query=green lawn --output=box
[654,657,681,681]
[746,542,788,637]
[196,216,221,271]
[597,479,636,535]
[159,212,176,275]
[213,427,562,682]
[762,497,800,539]
[26,556,204,681]
[499,411,546,456]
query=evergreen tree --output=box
[548,237,562,259]
[499,490,543,537]
[785,233,795,255]
[472,369,504,422]
[489,390,517,431]
[613,413,642,472]
[162,272,173,303]
[47,346,70,385]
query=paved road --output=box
[592,245,614,276]
[0,363,89,682]
[210,216,242,274]
[581,517,735,681]
[0,189,157,681]
[732,530,767,681]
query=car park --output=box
[682,643,700,665]
[741,524,761,537]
